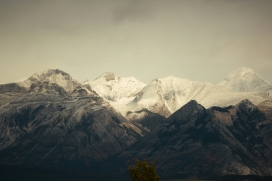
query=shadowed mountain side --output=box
[257,100,272,146]
[0,79,143,170]
[0,83,28,94]
[105,100,272,179]
[128,109,167,131]
[258,100,272,121]
[0,97,141,168]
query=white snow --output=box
[218,67,272,95]
[16,69,81,92]
[120,75,270,119]
[1,68,271,122]
[84,72,146,102]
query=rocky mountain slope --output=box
[109,100,272,179]
[82,72,170,130]
[0,69,81,94]
[1,67,272,178]
[258,100,272,118]
[0,69,143,169]
[219,67,272,95]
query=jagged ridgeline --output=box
[107,100,272,179]
[0,68,272,180]
[0,69,144,168]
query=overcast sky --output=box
[0,0,272,84]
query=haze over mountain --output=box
[219,67,272,95]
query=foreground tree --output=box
[129,159,160,181]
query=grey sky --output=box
[0,0,272,84]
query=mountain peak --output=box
[149,76,192,86]
[218,67,272,93]
[222,67,267,82]
[169,100,205,121]
[26,69,80,92]
[235,99,256,110]
[228,67,255,78]
[30,69,71,80]
[179,100,204,112]
[88,72,146,102]
[238,67,253,72]
[96,72,116,81]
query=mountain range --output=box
[0,67,272,180]
[109,99,272,179]
[85,67,271,121]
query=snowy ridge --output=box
[84,72,146,102]
[1,67,271,121]
[218,67,272,95]
[123,76,270,119]
[15,69,81,92]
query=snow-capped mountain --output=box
[1,68,272,178]
[0,90,142,166]
[123,76,270,119]
[24,69,81,92]
[110,100,272,178]
[218,67,272,95]
[0,69,82,94]
[83,72,146,101]
[0,69,145,158]
[2,68,270,122]
[83,72,146,116]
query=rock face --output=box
[110,100,272,179]
[258,100,272,121]
[0,69,81,95]
[127,109,167,132]
[257,100,272,146]
[0,83,28,94]
[27,69,81,93]
[218,67,272,95]
[0,70,143,169]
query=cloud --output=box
[112,0,154,24]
